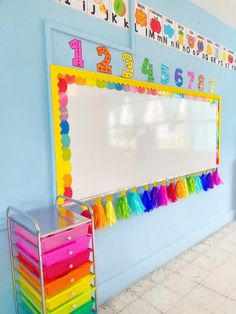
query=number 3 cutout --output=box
[122,53,134,79]
[96,46,112,74]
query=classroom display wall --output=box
[1,0,236,312]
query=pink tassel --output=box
[213,169,223,186]
[158,185,168,206]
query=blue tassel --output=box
[194,175,203,192]
[201,173,208,191]
[142,190,153,212]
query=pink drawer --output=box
[16,234,92,267]
[14,223,91,253]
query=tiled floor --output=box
[100,221,236,314]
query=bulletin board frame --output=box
[50,64,221,201]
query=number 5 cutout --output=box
[96,46,112,74]
[122,53,134,79]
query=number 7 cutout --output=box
[96,46,112,74]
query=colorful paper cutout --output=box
[69,39,85,68]
[110,0,129,29]
[175,68,183,87]
[134,1,148,37]
[122,53,134,79]
[142,57,154,82]
[163,16,175,48]
[96,46,112,74]
[161,64,170,85]
[88,0,109,21]
[148,8,163,43]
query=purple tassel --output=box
[158,185,169,206]
[206,172,214,189]
[151,186,159,208]
[142,190,153,212]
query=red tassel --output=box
[167,182,177,202]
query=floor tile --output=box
[201,256,236,297]
[214,240,236,255]
[106,289,137,312]
[179,249,200,262]
[166,299,211,314]
[160,272,196,297]
[178,263,211,283]
[141,285,180,313]
[192,253,224,272]
[215,298,236,314]
[150,267,174,284]
[203,247,232,262]
[166,257,188,272]
[224,231,236,245]
[119,299,161,314]
[99,304,116,314]
[192,243,210,254]
[183,284,226,312]
[130,276,156,297]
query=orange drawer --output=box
[18,261,94,297]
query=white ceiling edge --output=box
[190,0,236,29]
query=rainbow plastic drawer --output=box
[18,261,93,297]
[14,223,91,253]
[17,249,92,282]
[16,234,92,267]
[19,274,95,311]
[19,284,96,314]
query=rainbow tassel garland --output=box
[88,169,223,230]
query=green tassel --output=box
[187,176,196,194]
[117,195,132,219]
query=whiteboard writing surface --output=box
[66,84,218,199]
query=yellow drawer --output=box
[19,274,95,311]
[19,277,96,314]
[46,274,95,310]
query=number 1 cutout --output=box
[69,39,84,68]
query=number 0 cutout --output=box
[96,46,112,74]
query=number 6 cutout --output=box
[96,46,112,74]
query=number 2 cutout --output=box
[69,39,84,68]
[122,53,134,79]
[96,46,112,74]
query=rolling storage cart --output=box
[7,196,97,314]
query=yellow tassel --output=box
[105,195,117,227]
[182,178,189,197]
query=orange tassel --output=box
[92,198,106,230]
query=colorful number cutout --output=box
[142,57,154,82]
[188,71,195,89]
[209,77,216,93]
[96,46,112,74]
[161,64,170,85]
[122,53,134,79]
[69,39,84,68]
[198,74,205,91]
[175,68,183,87]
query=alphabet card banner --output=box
[52,0,236,71]
[54,0,130,29]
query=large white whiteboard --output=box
[67,85,217,199]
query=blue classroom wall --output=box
[1,0,236,312]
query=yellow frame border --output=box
[50,64,221,200]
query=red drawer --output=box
[17,249,92,282]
